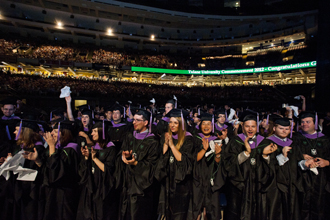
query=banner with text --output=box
[131,61,316,75]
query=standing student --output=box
[294,112,330,220]
[42,121,80,220]
[222,111,268,220]
[12,120,45,220]
[259,118,303,220]
[116,110,160,220]
[156,109,194,220]
[155,99,175,137]
[77,120,119,220]
[192,113,223,220]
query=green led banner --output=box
[131,61,317,75]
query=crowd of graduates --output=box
[0,93,330,220]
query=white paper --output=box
[59,86,71,98]
[205,140,216,157]
[16,167,38,181]
[0,150,38,181]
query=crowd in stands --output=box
[0,38,316,70]
[1,69,313,109]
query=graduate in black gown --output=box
[156,109,194,220]
[0,119,16,220]
[116,110,160,220]
[214,109,235,143]
[222,111,267,220]
[42,121,80,220]
[11,120,45,220]
[258,118,303,220]
[77,120,119,220]
[294,112,330,220]
[192,113,224,220]
[108,103,132,150]
[155,99,175,137]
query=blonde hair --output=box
[17,127,41,149]
[168,117,187,150]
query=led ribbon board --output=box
[131,61,316,75]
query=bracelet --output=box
[216,154,221,158]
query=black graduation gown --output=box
[155,118,169,137]
[214,122,235,140]
[12,143,45,220]
[108,122,132,150]
[192,134,225,220]
[258,135,303,220]
[293,132,330,220]
[116,131,160,220]
[42,143,80,220]
[76,142,119,220]
[155,133,194,220]
[0,128,15,220]
[222,134,265,220]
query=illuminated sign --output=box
[131,61,316,75]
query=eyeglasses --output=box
[3,108,14,111]
[133,119,144,122]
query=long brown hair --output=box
[168,117,187,150]
[60,129,73,147]
[93,127,107,149]
[17,127,42,149]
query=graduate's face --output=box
[105,111,112,120]
[217,114,226,124]
[201,121,212,136]
[1,104,15,117]
[51,129,58,140]
[112,110,122,122]
[133,114,148,132]
[193,113,200,124]
[169,117,180,133]
[260,119,268,128]
[81,115,90,127]
[301,117,315,134]
[99,115,105,120]
[243,120,257,138]
[165,103,173,114]
[91,128,99,141]
[274,125,290,139]
[14,126,22,139]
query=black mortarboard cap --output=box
[0,97,17,106]
[299,111,315,121]
[81,109,93,118]
[165,109,189,119]
[135,110,151,121]
[198,113,213,121]
[166,99,175,106]
[239,109,258,122]
[274,117,292,126]
[110,103,124,114]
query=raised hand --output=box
[263,143,278,156]
[22,148,39,161]
[202,137,209,151]
[282,146,292,158]
[215,143,222,155]
[244,137,252,154]
[81,146,89,160]
[315,157,330,168]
